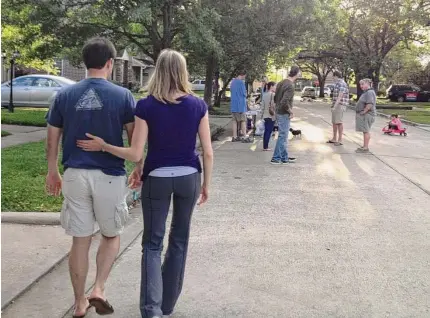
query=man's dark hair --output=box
[82,37,117,69]
[266,81,276,90]
[288,66,300,77]
[333,70,342,78]
[238,70,247,76]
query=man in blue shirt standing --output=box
[230,70,251,142]
[45,37,136,317]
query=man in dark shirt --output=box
[45,37,136,316]
[271,66,300,164]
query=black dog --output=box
[289,128,302,137]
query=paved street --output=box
[3,101,430,317]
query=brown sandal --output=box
[88,297,114,315]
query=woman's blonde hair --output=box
[146,49,193,104]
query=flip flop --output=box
[241,137,253,143]
[334,142,343,146]
[326,140,336,144]
[88,297,114,315]
[73,304,92,318]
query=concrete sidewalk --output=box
[1,124,47,148]
[1,206,144,314]
[1,223,71,308]
[0,115,231,313]
[3,105,430,317]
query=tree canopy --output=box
[2,0,429,97]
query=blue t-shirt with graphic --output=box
[47,78,135,176]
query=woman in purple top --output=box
[77,49,214,318]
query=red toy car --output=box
[382,125,407,136]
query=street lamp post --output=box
[5,51,21,113]
[1,51,6,82]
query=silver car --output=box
[1,75,76,108]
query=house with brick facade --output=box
[2,49,154,89]
[55,50,154,88]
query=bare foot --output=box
[89,288,106,301]
[73,298,90,316]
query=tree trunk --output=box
[373,66,381,93]
[213,69,220,107]
[356,64,382,98]
[150,1,173,61]
[204,53,215,107]
[355,69,364,99]
[162,2,173,49]
[317,75,325,97]
[215,77,233,107]
[245,80,252,95]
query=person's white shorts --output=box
[61,168,129,237]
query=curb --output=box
[1,206,143,313]
[1,191,139,225]
[1,212,60,225]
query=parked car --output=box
[325,84,335,93]
[191,79,206,91]
[301,86,317,99]
[386,84,430,102]
[301,86,330,99]
[1,75,76,108]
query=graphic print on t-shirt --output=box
[75,88,103,111]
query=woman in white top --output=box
[260,81,276,151]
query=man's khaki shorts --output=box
[61,168,129,237]
[232,112,246,122]
[331,107,345,124]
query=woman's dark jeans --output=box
[263,118,275,149]
[140,173,201,318]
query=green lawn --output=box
[1,141,64,212]
[2,130,11,137]
[1,108,48,127]
[2,140,137,212]
[209,101,231,116]
[132,92,147,100]
[381,109,430,125]
[377,99,430,108]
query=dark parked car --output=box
[386,84,430,102]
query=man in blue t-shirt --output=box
[230,70,251,142]
[45,37,136,317]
